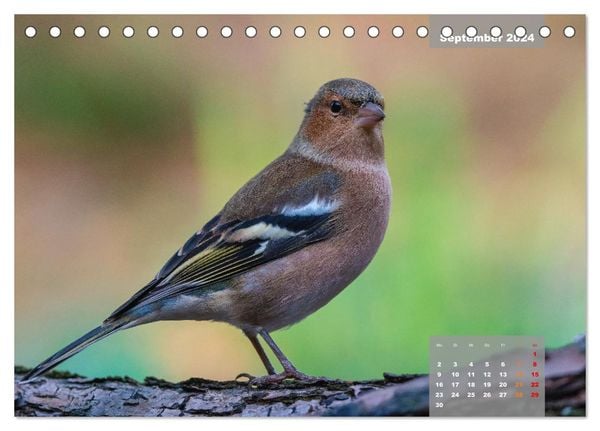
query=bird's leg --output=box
[246,329,327,386]
[242,330,277,376]
[259,330,310,378]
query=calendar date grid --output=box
[429,336,544,416]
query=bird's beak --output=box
[355,102,385,129]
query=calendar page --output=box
[14,13,586,418]
[430,336,545,416]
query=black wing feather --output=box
[105,210,336,322]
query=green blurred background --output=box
[15,15,586,381]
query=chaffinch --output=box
[22,78,391,385]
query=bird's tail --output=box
[20,320,126,382]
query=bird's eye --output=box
[330,100,343,114]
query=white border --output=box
[1,0,593,14]
[2,0,596,430]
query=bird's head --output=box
[292,78,386,167]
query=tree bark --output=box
[14,337,585,417]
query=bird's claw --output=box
[247,369,328,387]
[235,372,256,382]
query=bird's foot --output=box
[246,368,338,387]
